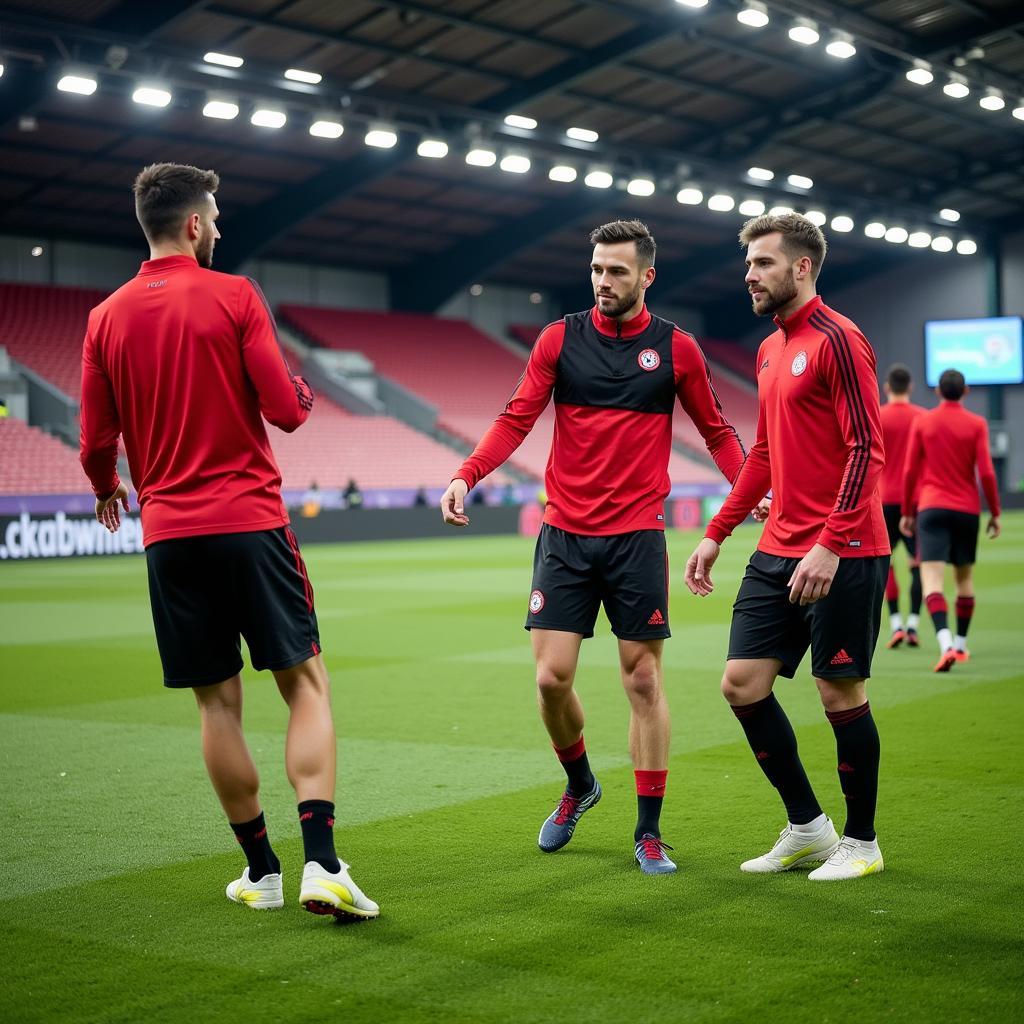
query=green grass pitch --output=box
[2,515,1022,1023]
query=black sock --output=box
[926,592,948,633]
[554,737,595,797]
[909,566,922,618]
[230,811,280,882]
[298,800,341,873]
[635,798,663,842]
[956,595,975,638]
[634,770,667,841]
[826,703,880,842]
[731,693,822,825]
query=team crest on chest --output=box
[638,348,660,371]
[791,350,808,376]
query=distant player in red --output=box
[900,368,1001,672]
[685,213,889,881]
[79,163,378,920]
[879,364,926,648]
[439,220,745,873]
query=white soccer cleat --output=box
[300,860,380,920]
[808,836,884,881]
[225,867,284,909]
[740,817,840,873]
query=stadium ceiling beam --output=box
[213,141,416,273]
[89,1,212,39]
[477,20,683,114]
[759,134,1014,209]
[389,192,611,313]
[0,3,211,131]
[201,5,509,85]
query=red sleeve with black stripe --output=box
[813,319,885,554]
[454,321,562,489]
[239,278,313,432]
[672,330,746,483]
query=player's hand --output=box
[751,496,771,522]
[685,538,720,596]
[986,515,1001,539]
[899,514,915,538]
[788,543,839,606]
[440,478,470,527]
[96,482,130,533]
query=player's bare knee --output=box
[720,668,749,705]
[623,666,661,705]
[536,663,574,703]
[815,677,866,712]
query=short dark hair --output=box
[589,220,656,268]
[886,363,912,394]
[133,162,219,242]
[938,368,966,400]
[739,212,827,279]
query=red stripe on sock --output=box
[635,769,668,797]
[554,736,586,763]
[955,596,975,616]
[826,701,871,726]
[925,592,947,615]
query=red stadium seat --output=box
[0,418,86,495]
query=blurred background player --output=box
[440,219,745,875]
[900,369,1001,672]
[79,162,378,921]
[879,364,925,648]
[685,212,889,882]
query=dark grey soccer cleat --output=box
[634,834,677,875]
[537,779,602,852]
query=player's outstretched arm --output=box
[440,478,470,527]
[684,537,720,597]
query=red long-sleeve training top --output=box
[879,400,925,506]
[79,254,313,547]
[454,304,746,535]
[706,295,889,558]
[902,401,1000,517]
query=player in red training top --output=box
[79,163,378,921]
[879,364,926,648]
[685,213,889,882]
[900,368,1001,672]
[439,220,746,874]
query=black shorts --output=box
[917,508,979,566]
[146,526,321,688]
[728,550,887,680]
[525,525,670,641]
[883,503,917,559]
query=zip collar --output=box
[773,294,823,339]
[591,303,652,339]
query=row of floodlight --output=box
[38,66,982,255]
[670,1,1024,121]
[669,187,978,253]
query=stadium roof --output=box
[0,0,1022,322]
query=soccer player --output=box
[79,163,378,920]
[439,220,745,874]
[685,213,889,882]
[900,368,1000,672]
[879,364,925,648]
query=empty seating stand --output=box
[278,306,726,486]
